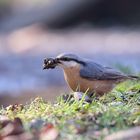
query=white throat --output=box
[59,61,80,69]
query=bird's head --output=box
[43,53,85,70]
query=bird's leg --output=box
[61,92,92,103]
[61,94,74,102]
[73,92,92,103]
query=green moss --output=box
[0,81,140,140]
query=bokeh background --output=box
[0,0,140,106]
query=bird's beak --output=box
[43,58,59,70]
[43,64,49,70]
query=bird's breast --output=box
[63,68,116,95]
[63,68,80,91]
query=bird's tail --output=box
[127,75,140,80]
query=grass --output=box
[0,81,140,140]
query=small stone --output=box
[105,126,140,140]
[40,123,59,140]
[0,115,11,128]
[19,132,34,140]
[2,133,34,140]
[1,118,24,137]
[2,135,20,140]
[109,101,124,106]
[29,118,45,131]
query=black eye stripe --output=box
[58,57,86,66]
[57,57,69,61]
[62,58,69,61]
[59,57,75,61]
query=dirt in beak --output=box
[43,58,59,69]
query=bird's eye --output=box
[56,58,59,61]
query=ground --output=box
[0,81,140,140]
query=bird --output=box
[43,53,139,97]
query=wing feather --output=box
[80,60,128,80]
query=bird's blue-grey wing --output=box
[80,60,127,80]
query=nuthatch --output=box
[43,53,139,97]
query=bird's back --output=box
[64,59,138,95]
[80,59,132,81]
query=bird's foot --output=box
[73,92,92,103]
[60,92,92,103]
[61,94,74,102]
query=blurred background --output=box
[0,0,140,106]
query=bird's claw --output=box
[73,92,92,103]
